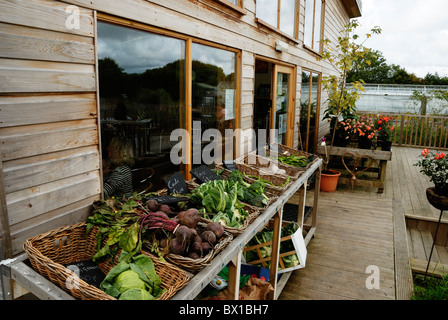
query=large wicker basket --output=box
[23,222,190,300]
[158,222,233,273]
[264,143,320,171]
[223,162,292,196]
[216,165,279,211]
[183,180,262,236]
[199,202,260,236]
[238,153,302,180]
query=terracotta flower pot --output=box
[320,169,341,192]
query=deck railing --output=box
[358,111,448,150]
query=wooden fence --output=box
[358,112,448,150]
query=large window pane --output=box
[256,0,278,27]
[304,0,314,47]
[280,0,296,37]
[97,22,186,192]
[300,70,320,153]
[313,0,322,50]
[304,0,324,51]
[275,72,290,145]
[192,43,236,166]
[257,0,297,38]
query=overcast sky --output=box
[356,0,448,78]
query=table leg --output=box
[226,250,242,300]
[378,160,387,194]
[268,207,283,299]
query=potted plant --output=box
[414,149,448,210]
[374,115,394,151]
[353,116,377,149]
[319,137,341,192]
[317,20,381,192]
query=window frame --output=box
[303,0,326,54]
[255,0,300,42]
[96,13,241,180]
[213,0,246,15]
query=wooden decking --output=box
[279,190,398,300]
[279,145,448,300]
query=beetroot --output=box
[206,222,224,239]
[176,211,186,221]
[170,238,185,255]
[174,225,193,246]
[190,241,203,256]
[157,204,172,215]
[155,211,169,219]
[179,208,200,228]
[201,230,216,246]
[191,234,202,244]
[146,199,159,211]
[188,252,200,259]
[201,242,212,254]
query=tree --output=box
[410,89,448,115]
[347,49,391,84]
[318,19,381,170]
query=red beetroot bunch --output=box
[143,199,225,259]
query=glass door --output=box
[271,65,295,146]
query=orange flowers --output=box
[435,153,446,160]
[415,149,448,189]
[375,115,394,140]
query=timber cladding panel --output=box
[0,0,100,255]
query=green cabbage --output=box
[119,288,155,300]
[100,254,165,300]
[114,269,146,294]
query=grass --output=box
[412,273,448,300]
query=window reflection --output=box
[191,43,236,166]
[304,0,323,51]
[280,0,296,38]
[256,0,297,38]
[256,0,278,27]
[275,73,290,145]
[300,70,321,153]
[97,21,186,192]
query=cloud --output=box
[357,0,448,78]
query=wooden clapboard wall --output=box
[0,0,101,257]
[60,0,352,151]
[0,0,354,257]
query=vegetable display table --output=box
[0,159,322,300]
[171,158,322,300]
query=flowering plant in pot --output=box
[374,115,394,151]
[415,149,448,210]
[352,116,376,149]
[415,149,448,193]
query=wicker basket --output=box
[238,153,302,180]
[216,166,279,211]
[159,222,233,273]
[23,222,190,300]
[199,202,260,237]
[264,143,320,171]
[223,162,292,196]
